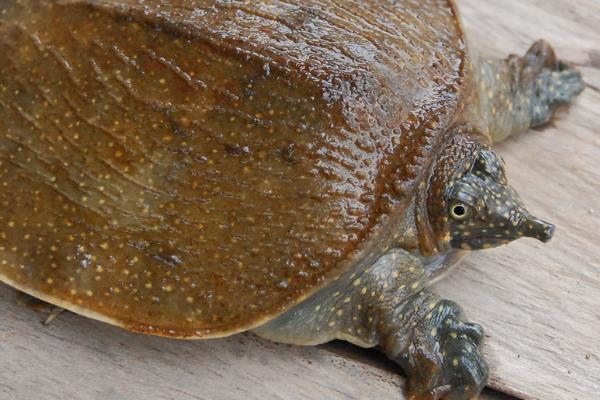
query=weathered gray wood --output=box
[435,1,600,399]
[0,284,511,400]
[0,1,598,400]
[0,284,404,400]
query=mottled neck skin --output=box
[420,128,484,255]
[416,128,554,256]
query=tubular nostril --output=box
[522,216,555,243]
[539,223,555,243]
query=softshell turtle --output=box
[0,1,583,398]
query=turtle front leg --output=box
[394,299,487,400]
[478,40,584,143]
[254,249,488,400]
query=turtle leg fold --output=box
[477,40,584,143]
[253,249,488,400]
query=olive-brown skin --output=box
[0,1,586,399]
[0,0,467,336]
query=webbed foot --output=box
[396,300,488,400]
[252,249,489,399]
[521,40,585,127]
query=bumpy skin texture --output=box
[257,41,582,399]
[0,0,466,336]
[0,1,584,400]
[255,248,489,400]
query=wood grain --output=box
[0,1,598,400]
[0,284,511,400]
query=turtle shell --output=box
[0,0,466,337]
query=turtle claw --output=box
[522,40,559,77]
[397,300,488,400]
[43,307,65,326]
[446,319,484,346]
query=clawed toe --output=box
[522,39,559,78]
[396,300,488,400]
[440,334,488,400]
[445,319,484,346]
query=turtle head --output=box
[427,134,555,251]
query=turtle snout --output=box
[520,215,555,243]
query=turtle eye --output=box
[449,203,471,220]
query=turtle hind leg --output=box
[253,249,488,400]
[42,307,65,326]
[529,59,584,126]
[478,40,584,143]
[15,291,64,325]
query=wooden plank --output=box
[435,1,600,399]
[0,284,508,400]
[0,283,399,400]
[0,1,598,400]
